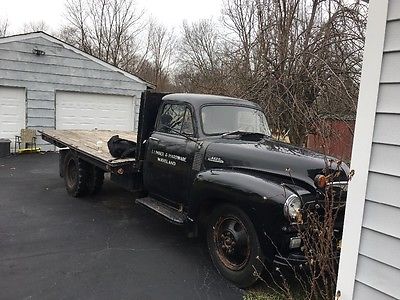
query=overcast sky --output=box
[1,0,223,34]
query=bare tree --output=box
[0,18,9,37]
[146,20,176,90]
[175,19,228,94]
[175,0,367,146]
[23,20,49,33]
[61,0,146,72]
[220,0,367,145]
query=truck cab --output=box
[142,93,269,208]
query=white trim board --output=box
[336,1,389,299]
[0,31,155,89]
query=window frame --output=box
[199,103,270,136]
[155,101,197,138]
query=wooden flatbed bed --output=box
[41,130,139,174]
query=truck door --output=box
[144,102,197,204]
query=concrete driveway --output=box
[0,153,242,300]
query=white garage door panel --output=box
[56,92,134,131]
[0,87,25,142]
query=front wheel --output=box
[207,204,265,288]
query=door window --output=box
[181,108,194,136]
[157,104,194,136]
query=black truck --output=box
[42,91,349,287]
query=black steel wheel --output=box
[63,151,89,197]
[207,204,265,288]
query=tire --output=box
[207,204,265,288]
[59,149,68,178]
[63,151,90,197]
[87,166,104,195]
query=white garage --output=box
[56,91,135,131]
[0,86,26,142]
[0,32,152,151]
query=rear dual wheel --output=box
[207,204,265,288]
[64,151,104,197]
[86,164,105,195]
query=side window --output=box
[181,107,194,136]
[157,104,185,134]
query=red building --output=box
[306,118,355,162]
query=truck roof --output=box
[163,93,259,108]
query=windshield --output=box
[201,105,271,136]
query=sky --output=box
[0,0,223,34]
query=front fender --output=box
[188,169,316,262]
[188,169,295,221]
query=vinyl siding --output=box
[0,35,146,150]
[352,1,400,298]
[353,281,397,300]
[355,255,400,299]
[376,84,400,113]
[387,0,400,21]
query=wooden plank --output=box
[0,69,138,91]
[366,172,400,208]
[363,200,400,239]
[0,78,140,96]
[42,129,137,165]
[28,117,54,128]
[370,143,400,177]
[354,281,396,300]
[27,108,54,118]
[376,84,400,114]
[359,227,400,269]
[28,125,54,130]
[27,99,55,110]
[356,254,400,299]
[23,37,64,48]
[0,41,90,60]
[0,59,133,83]
[27,90,54,101]
[373,113,400,146]
[0,49,110,72]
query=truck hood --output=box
[204,137,349,191]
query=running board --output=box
[135,197,187,225]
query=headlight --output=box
[314,174,327,188]
[284,194,302,221]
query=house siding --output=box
[353,281,396,300]
[0,35,146,150]
[349,0,400,298]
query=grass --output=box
[244,286,286,300]
[244,275,307,300]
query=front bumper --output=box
[273,253,307,268]
[273,252,340,269]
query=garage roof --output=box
[0,31,155,89]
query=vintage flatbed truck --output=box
[41,91,349,287]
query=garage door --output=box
[56,91,135,131]
[0,87,26,144]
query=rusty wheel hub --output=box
[66,159,77,188]
[214,216,251,271]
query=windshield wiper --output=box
[221,130,249,137]
[221,130,266,138]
